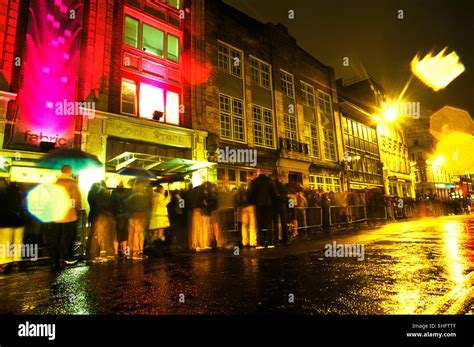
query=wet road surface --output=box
[0,215,473,314]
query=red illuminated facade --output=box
[0,0,209,181]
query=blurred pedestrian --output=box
[111,180,130,258]
[272,174,289,246]
[88,180,115,261]
[237,178,257,247]
[149,185,171,243]
[248,172,276,248]
[127,180,151,259]
[51,165,82,268]
[189,178,217,251]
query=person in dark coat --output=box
[111,181,130,258]
[126,179,151,259]
[0,179,25,271]
[272,174,289,246]
[88,181,115,260]
[248,173,277,247]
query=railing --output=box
[291,206,322,231]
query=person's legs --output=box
[279,205,289,244]
[12,226,25,262]
[0,227,13,265]
[50,224,62,267]
[248,206,257,247]
[60,222,77,262]
[241,207,249,246]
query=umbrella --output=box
[40,148,102,172]
[429,106,473,140]
[117,167,156,179]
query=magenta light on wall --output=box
[13,0,84,148]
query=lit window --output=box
[166,90,180,125]
[142,24,164,56]
[167,34,179,62]
[124,16,139,48]
[280,70,294,98]
[284,112,298,147]
[121,80,137,115]
[139,83,164,120]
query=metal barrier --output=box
[215,207,238,233]
[329,205,368,225]
[291,206,322,230]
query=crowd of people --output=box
[0,165,472,271]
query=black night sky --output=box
[225,0,474,117]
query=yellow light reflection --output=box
[411,48,465,91]
[443,222,464,284]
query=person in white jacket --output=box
[149,185,171,241]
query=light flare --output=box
[411,48,465,91]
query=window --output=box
[280,70,294,98]
[318,90,332,115]
[167,34,179,62]
[284,112,298,142]
[318,90,336,161]
[323,128,336,161]
[309,175,341,192]
[220,94,245,142]
[124,16,139,48]
[252,105,274,148]
[300,81,315,107]
[161,0,180,9]
[413,139,419,146]
[305,122,320,158]
[218,42,242,78]
[250,57,271,89]
[142,24,164,56]
[123,16,179,63]
[121,80,137,115]
[139,82,164,119]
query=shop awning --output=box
[107,151,214,176]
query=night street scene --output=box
[0,0,474,345]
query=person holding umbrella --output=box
[51,165,82,268]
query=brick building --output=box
[196,0,343,190]
[0,0,210,193]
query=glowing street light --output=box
[411,48,465,92]
[381,100,399,122]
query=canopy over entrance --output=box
[107,151,214,177]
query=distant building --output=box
[337,75,414,197]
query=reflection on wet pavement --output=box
[0,216,472,315]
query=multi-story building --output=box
[197,1,343,190]
[0,0,211,197]
[405,109,454,200]
[338,75,414,197]
[337,78,384,192]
